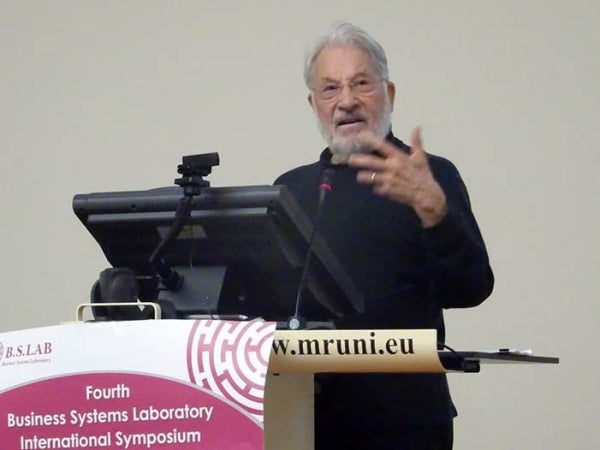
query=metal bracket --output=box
[76,302,162,322]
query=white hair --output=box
[304,22,389,89]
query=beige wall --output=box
[1,1,598,448]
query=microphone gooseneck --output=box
[288,168,335,329]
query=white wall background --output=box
[1,1,598,448]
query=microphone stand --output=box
[286,169,335,330]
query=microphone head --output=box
[319,168,335,192]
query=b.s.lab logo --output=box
[0,341,53,367]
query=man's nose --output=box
[336,85,359,109]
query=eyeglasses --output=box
[314,77,386,101]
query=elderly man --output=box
[275,22,494,450]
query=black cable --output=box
[149,195,194,289]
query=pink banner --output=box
[0,320,276,449]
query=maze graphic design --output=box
[186,320,275,422]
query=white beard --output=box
[315,100,393,162]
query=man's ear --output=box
[308,92,314,108]
[387,81,396,112]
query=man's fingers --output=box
[349,127,426,176]
[356,132,399,159]
[355,169,380,185]
[409,126,424,154]
[348,134,406,171]
[347,152,388,172]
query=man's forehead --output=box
[312,45,376,80]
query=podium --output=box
[0,319,558,450]
[263,328,558,450]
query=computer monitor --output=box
[72,184,364,322]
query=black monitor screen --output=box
[73,185,364,322]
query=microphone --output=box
[318,167,334,204]
[287,168,335,330]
